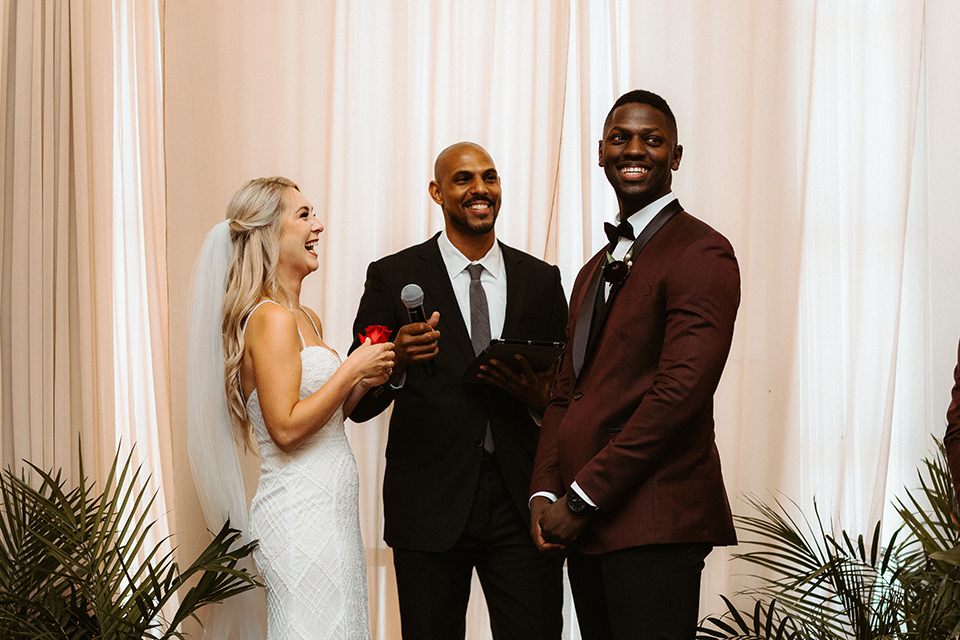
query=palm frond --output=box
[697,596,801,639]
[707,438,960,640]
[0,442,261,637]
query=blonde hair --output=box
[222,176,300,442]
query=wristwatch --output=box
[566,489,597,514]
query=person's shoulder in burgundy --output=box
[945,336,960,503]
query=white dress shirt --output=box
[604,191,678,298]
[437,230,507,340]
[391,232,506,391]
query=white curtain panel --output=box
[162,1,960,638]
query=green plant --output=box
[0,447,260,639]
[698,440,960,640]
[699,596,802,640]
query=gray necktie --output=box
[468,264,491,356]
[467,263,494,453]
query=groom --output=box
[348,142,567,639]
[530,90,741,639]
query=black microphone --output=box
[400,283,436,377]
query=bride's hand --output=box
[345,338,395,384]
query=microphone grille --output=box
[400,284,424,309]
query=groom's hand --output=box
[390,311,440,383]
[540,493,592,546]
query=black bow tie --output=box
[604,220,635,245]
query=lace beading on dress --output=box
[246,346,370,640]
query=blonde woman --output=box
[188,177,394,640]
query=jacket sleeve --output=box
[529,266,579,498]
[347,260,402,423]
[545,265,569,347]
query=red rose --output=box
[360,325,392,345]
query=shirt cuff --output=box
[529,491,558,507]
[570,481,597,507]
[527,405,544,426]
[389,370,406,390]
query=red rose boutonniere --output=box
[360,324,393,345]
[602,246,634,287]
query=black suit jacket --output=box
[349,233,568,552]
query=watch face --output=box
[567,491,587,513]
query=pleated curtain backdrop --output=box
[4,1,960,639]
[2,0,115,484]
[162,2,960,637]
[0,0,176,613]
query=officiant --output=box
[348,142,568,639]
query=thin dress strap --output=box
[242,299,307,349]
[299,306,322,341]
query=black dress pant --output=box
[567,542,712,640]
[392,456,563,640]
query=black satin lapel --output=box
[576,200,684,376]
[572,254,604,378]
[414,239,473,366]
[623,198,683,260]
[604,199,684,310]
[501,244,527,339]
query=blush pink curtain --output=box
[5,1,960,638]
[1,0,176,619]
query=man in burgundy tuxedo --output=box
[529,90,740,639]
[945,337,960,502]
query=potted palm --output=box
[698,441,960,640]
[0,447,259,638]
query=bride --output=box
[187,177,395,640]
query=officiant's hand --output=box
[529,496,567,557]
[390,311,440,383]
[477,356,559,411]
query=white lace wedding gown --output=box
[246,342,371,640]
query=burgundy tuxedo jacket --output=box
[531,207,740,554]
[945,338,960,502]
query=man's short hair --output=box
[603,90,677,132]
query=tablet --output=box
[461,339,565,384]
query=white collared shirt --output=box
[389,231,507,393]
[437,230,507,341]
[604,191,678,298]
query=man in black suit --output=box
[348,142,568,639]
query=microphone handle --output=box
[406,305,436,377]
[406,306,427,324]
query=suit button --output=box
[573,392,583,400]
[473,438,483,448]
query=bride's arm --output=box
[300,306,390,420]
[246,304,394,452]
